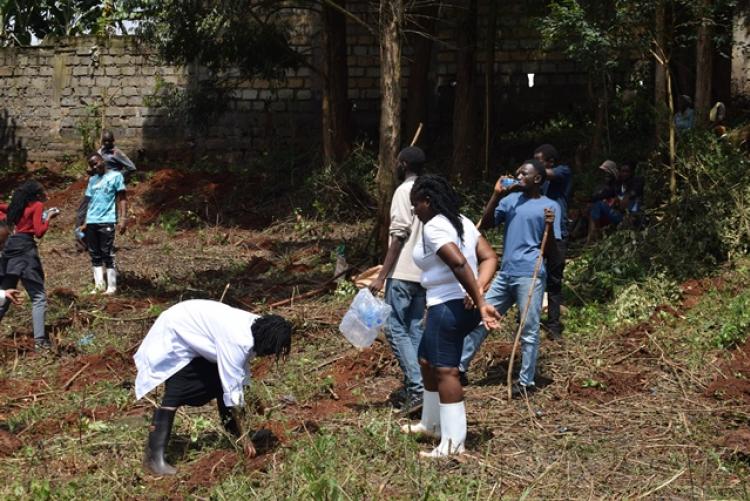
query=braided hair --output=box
[252,314,293,359]
[6,180,45,226]
[411,174,464,243]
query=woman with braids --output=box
[134,299,293,475]
[0,181,59,349]
[401,174,500,457]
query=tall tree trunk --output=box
[694,0,714,126]
[451,0,478,180]
[483,0,498,180]
[654,1,668,143]
[375,0,403,255]
[321,0,351,165]
[404,4,437,143]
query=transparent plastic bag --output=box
[339,288,392,348]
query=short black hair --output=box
[398,146,426,174]
[524,159,547,184]
[252,314,292,359]
[534,144,559,163]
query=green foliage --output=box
[0,0,110,46]
[74,103,101,156]
[303,143,377,221]
[713,291,750,348]
[568,130,750,313]
[131,0,302,80]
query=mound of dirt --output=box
[570,365,654,402]
[0,429,22,457]
[57,348,133,391]
[705,339,750,405]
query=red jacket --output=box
[14,201,49,238]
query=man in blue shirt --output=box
[460,159,561,397]
[81,153,127,295]
[534,144,571,341]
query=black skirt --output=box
[1,233,44,284]
[161,357,223,407]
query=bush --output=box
[567,130,750,305]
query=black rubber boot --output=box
[143,408,177,476]
[217,399,240,436]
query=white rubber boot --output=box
[91,267,105,294]
[104,268,117,295]
[420,400,466,458]
[400,390,440,438]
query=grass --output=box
[1,173,750,498]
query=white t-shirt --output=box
[413,214,480,307]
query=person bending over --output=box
[459,160,561,398]
[134,299,293,475]
[369,146,427,414]
[0,181,59,349]
[400,175,500,457]
[81,153,127,294]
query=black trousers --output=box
[86,223,116,268]
[545,239,567,335]
[161,357,238,435]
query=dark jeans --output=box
[86,223,116,268]
[545,239,567,336]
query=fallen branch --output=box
[63,362,91,390]
[635,468,686,499]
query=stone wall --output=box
[0,1,594,168]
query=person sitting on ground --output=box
[0,181,60,349]
[615,160,645,227]
[675,95,694,133]
[134,299,293,475]
[586,160,623,243]
[458,160,561,398]
[369,146,427,414]
[400,175,500,458]
[80,153,127,295]
[98,130,136,179]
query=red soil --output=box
[0,429,22,457]
[56,348,133,391]
[705,338,750,405]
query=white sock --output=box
[401,390,440,438]
[421,400,466,457]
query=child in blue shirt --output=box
[80,153,127,294]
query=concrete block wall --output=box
[0,1,594,168]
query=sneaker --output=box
[400,393,423,415]
[389,387,407,408]
[511,382,537,399]
[459,371,469,387]
[34,339,52,351]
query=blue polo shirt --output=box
[542,164,572,238]
[85,170,125,224]
[494,192,562,278]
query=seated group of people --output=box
[571,159,645,243]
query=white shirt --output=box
[413,215,480,307]
[388,176,423,283]
[134,300,258,407]
[0,290,5,307]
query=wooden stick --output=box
[507,222,551,400]
[63,362,91,390]
[410,122,423,146]
[219,282,231,303]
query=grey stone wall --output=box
[0,1,593,168]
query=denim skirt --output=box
[418,299,481,368]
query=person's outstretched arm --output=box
[437,242,500,330]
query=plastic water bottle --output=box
[501,178,519,188]
[334,244,347,283]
